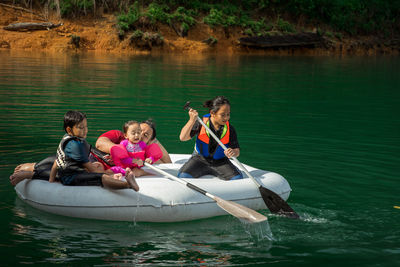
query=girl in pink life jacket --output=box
[110,121,162,176]
[178,96,243,180]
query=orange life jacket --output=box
[195,114,230,159]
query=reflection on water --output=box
[12,199,275,265]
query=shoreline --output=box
[1,6,398,56]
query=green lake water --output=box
[0,50,399,266]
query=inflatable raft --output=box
[15,154,292,222]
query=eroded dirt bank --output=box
[0,5,398,56]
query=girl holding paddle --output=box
[178,96,243,180]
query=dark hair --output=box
[63,110,87,132]
[203,96,230,113]
[141,119,157,140]
[123,120,140,134]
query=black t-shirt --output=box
[190,120,239,155]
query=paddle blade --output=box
[213,196,268,223]
[259,186,300,219]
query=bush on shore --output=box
[8,0,400,37]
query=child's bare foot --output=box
[125,168,139,191]
[10,171,34,186]
[14,163,35,173]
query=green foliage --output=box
[144,4,197,31]
[207,35,218,45]
[180,22,189,32]
[59,0,94,17]
[131,29,144,39]
[335,32,343,40]
[203,8,223,27]
[276,17,296,33]
[169,6,197,26]
[20,0,400,36]
[244,18,273,36]
[279,0,399,35]
[244,28,254,36]
[146,3,170,24]
[117,2,140,33]
[203,8,239,28]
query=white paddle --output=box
[144,162,268,223]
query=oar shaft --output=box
[143,162,268,223]
[144,162,209,196]
[195,117,261,187]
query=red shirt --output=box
[99,130,125,144]
[95,130,125,170]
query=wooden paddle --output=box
[184,101,300,219]
[144,162,268,224]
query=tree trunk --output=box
[54,0,61,19]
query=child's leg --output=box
[124,168,139,191]
[101,172,139,191]
[132,167,152,177]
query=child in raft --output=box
[178,96,243,180]
[109,120,162,177]
[49,110,139,191]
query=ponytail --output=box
[203,96,230,113]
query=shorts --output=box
[32,155,103,186]
[178,154,243,180]
[61,171,104,186]
[32,155,56,181]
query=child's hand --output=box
[145,158,153,164]
[132,158,144,167]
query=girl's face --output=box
[210,104,230,127]
[125,123,142,144]
[67,119,88,139]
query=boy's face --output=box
[125,123,142,144]
[67,118,88,139]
